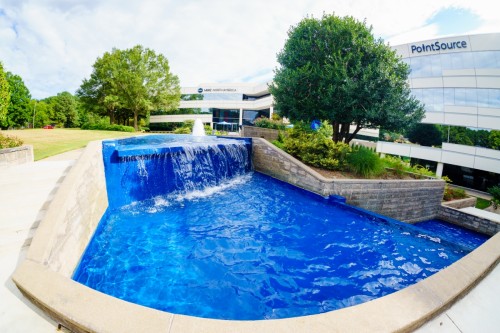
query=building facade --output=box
[377,33,500,190]
[150,82,273,130]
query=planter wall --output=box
[0,145,34,166]
[252,138,445,223]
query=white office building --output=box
[377,33,500,189]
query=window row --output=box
[404,51,500,78]
[411,88,500,111]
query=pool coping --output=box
[12,139,500,333]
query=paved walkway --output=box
[0,150,82,333]
[0,149,498,332]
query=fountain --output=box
[101,135,252,208]
[192,118,206,136]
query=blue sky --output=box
[0,0,499,99]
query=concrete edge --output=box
[25,140,108,276]
[12,234,500,333]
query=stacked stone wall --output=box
[252,138,445,223]
[438,205,499,236]
[242,126,280,141]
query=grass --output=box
[6,128,142,160]
[475,197,492,210]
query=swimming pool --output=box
[73,135,488,320]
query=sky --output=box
[0,0,499,99]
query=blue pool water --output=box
[414,219,489,252]
[73,172,487,320]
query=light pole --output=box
[32,101,37,128]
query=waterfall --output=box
[102,135,252,208]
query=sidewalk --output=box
[0,150,83,333]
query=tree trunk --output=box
[346,123,363,144]
[332,121,340,143]
[133,110,138,131]
[108,108,115,125]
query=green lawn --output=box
[5,129,142,160]
[475,197,492,210]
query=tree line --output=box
[0,45,180,131]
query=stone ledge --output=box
[0,145,34,166]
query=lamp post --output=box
[32,101,37,128]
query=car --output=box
[43,125,54,129]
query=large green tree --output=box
[5,72,32,128]
[0,62,10,125]
[270,14,424,143]
[78,45,181,130]
[53,92,79,128]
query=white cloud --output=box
[0,0,499,99]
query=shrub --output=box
[487,186,500,208]
[442,176,467,201]
[254,117,286,130]
[443,187,467,201]
[347,146,383,177]
[81,123,135,132]
[0,133,24,148]
[281,124,351,170]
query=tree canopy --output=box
[0,62,10,125]
[4,72,32,128]
[77,45,181,130]
[269,14,424,143]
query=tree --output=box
[489,130,500,150]
[78,45,181,130]
[53,92,79,128]
[407,123,442,147]
[0,62,10,126]
[5,72,32,128]
[269,14,424,144]
[30,100,51,128]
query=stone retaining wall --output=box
[442,197,477,209]
[438,205,500,236]
[242,126,280,141]
[252,138,445,223]
[0,145,34,166]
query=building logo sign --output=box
[197,87,238,94]
[411,40,467,54]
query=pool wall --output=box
[23,140,108,278]
[252,138,445,223]
[11,137,500,332]
[439,205,500,236]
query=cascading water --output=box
[102,135,252,208]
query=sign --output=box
[411,40,467,54]
[197,87,238,94]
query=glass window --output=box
[211,109,240,124]
[473,51,500,69]
[465,88,477,106]
[204,93,243,101]
[444,88,454,105]
[454,88,467,106]
[243,109,271,125]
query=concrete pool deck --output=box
[1,147,499,332]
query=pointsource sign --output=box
[197,87,238,94]
[411,40,467,54]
